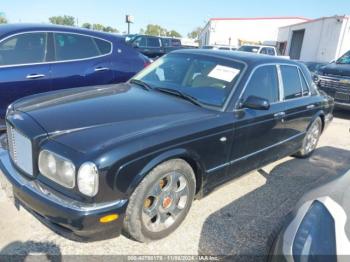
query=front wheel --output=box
[294,117,322,158]
[123,159,196,242]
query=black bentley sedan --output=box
[0,50,334,242]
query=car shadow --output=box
[334,108,350,120]
[198,146,350,260]
[0,240,61,262]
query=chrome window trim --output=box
[235,62,314,109]
[279,64,312,100]
[276,64,284,102]
[0,30,113,68]
[298,67,313,96]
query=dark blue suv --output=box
[0,24,150,130]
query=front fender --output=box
[114,148,205,198]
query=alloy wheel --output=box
[142,172,189,232]
[304,121,321,154]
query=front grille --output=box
[319,76,350,92]
[7,125,33,176]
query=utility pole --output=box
[125,15,134,34]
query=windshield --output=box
[336,51,350,64]
[133,53,244,108]
[238,45,259,53]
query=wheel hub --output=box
[162,196,173,209]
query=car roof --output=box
[172,49,301,67]
[0,23,124,41]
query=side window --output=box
[134,36,147,47]
[0,32,47,66]
[260,48,268,55]
[94,38,112,55]
[171,39,181,47]
[162,38,171,47]
[242,65,279,103]
[267,48,276,56]
[281,65,303,100]
[147,37,161,48]
[299,69,310,95]
[54,33,100,61]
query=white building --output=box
[277,15,350,62]
[199,17,309,48]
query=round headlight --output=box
[38,150,75,188]
[78,162,99,197]
[47,153,57,174]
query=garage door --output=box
[289,29,305,60]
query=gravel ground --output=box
[0,110,349,261]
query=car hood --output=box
[319,63,350,77]
[13,83,216,153]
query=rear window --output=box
[281,65,303,100]
[238,45,259,53]
[54,33,111,61]
[171,39,181,47]
[299,69,310,95]
[94,38,112,55]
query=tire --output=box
[123,159,196,242]
[294,117,322,158]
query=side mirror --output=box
[242,96,270,110]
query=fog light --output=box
[100,214,119,223]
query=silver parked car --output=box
[270,169,350,262]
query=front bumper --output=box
[334,101,350,110]
[0,148,128,241]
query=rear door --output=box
[279,64,314,151]
[0,32,52,118]
[50,32,114,91]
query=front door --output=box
[227,65,287,179]
[0,32,51,118]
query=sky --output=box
[1,0,350,36]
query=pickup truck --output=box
[126,35,184,58]
[237,44,290,59]
[316,51,350,110]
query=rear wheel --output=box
[294,117,322,158]
[123,159,196,242]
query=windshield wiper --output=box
[153,87,203,107]
[129,79,152,90]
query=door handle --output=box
[307,104,315,109]
[94,67,110,72]
[26,74,45,79]
[274,112,286,119]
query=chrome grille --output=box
[6,125,33,176]
[319,76,350,91]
